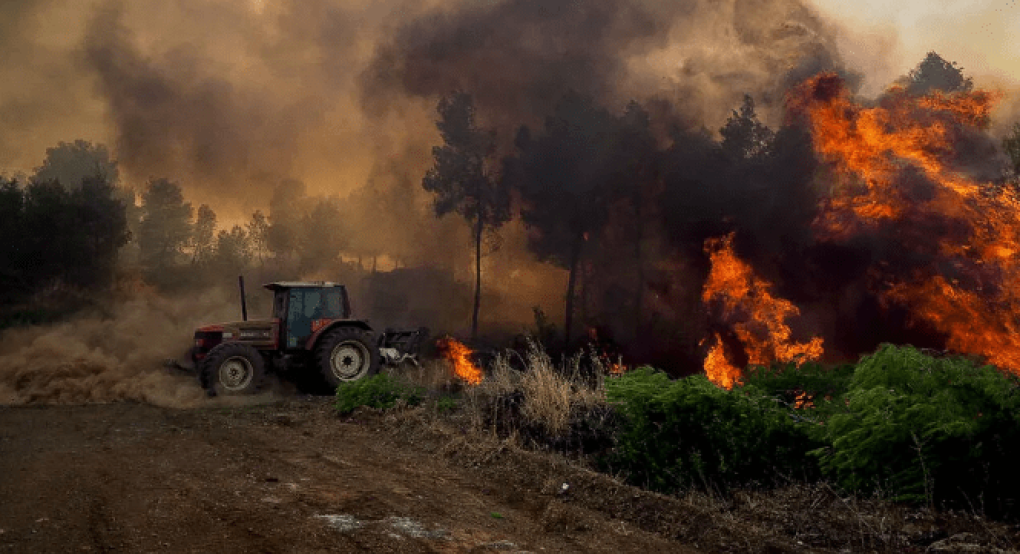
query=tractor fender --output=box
[305,320,374,351]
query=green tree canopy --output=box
[298,197,348,273]
[904,52,973,96]
[423,92,511,338]
[191,204,217,264]
[212,225,252,273]
[247,209,269,266]
[0,172,128,300]
[138,178,193,271]
[720,95,775,161]
[504,92,632,343]
[32,140,119,190]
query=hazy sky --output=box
[811,0,1020,94]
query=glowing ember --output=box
[701,233,824,388]
[790,73,1020,376]
[437,337,483,385]
[793,390,815,410]
[587,327,628,375]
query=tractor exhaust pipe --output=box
[238,275,248,322]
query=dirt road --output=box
[0,400,694,553]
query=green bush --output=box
[604,368,820,494]
[813,345,1020,515]
[435,395,459,413]
[334,374,424,414]
[744,361,854,404]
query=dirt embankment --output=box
[0,400,696,554]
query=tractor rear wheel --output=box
[201,342,266,396]
[316,327,380,388]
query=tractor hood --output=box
[196,320,275,340]
[193,320,279,360]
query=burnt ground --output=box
[0,400,696,554]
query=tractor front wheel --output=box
[201,342,266,396]
[316,327,380,388]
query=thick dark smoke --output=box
[84,2,318,198]
[363,0,852,132]
[362,0,672,125]
[5,0,857,220]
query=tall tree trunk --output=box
[633,199,645,341]
[564,235,583,347]
[471,213,483,340]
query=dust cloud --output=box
[0,288,282,407]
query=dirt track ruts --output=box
[0,400,696,553]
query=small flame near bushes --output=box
[436,336,483,385]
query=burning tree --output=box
[423,92,511,340]
[787,70,1020,375]
[701,233,823,389]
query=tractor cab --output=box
[266,282,352,350]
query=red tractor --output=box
[181,280,427,396]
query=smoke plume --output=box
[363,0,853,132]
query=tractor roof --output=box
[263,281,346,291]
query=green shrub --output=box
[334,374,424,414]
[813,345,1020,515]
[744,361,854,405]
[435,395,459,413]
[604,368,820,494]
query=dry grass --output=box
[387,358,457,392]
[463,340,606,437]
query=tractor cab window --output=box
[283,287,345,349]
[285,289,315,348]
[273,291,287,319]
[303,290,323,319]
[323,289,344,319]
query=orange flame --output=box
[703,333,742,390]
[701,233,824,388]
[437,337,483,385]
[788,74,1003,241]
[790,73,1020,376]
